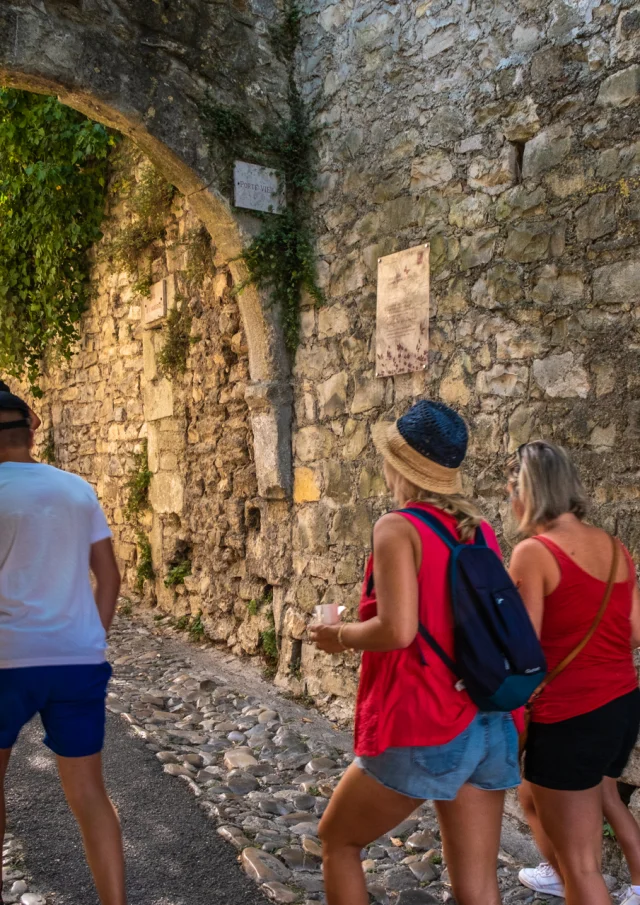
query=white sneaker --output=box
[518,862,565,898]
[619,889,640,905]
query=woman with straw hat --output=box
[310,399,520,905]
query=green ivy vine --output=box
[200,0,322,353]
[103,145,175,295]
[0,90,115,394]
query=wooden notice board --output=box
[376,244,430,378]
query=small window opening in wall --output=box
[290,639,303,677]
[246,506,261,532]
[511,141,526,184]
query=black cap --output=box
[0,380,10,393]
[0,391,29,415]
[0,391,30,431]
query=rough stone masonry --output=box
[11,1,640,742]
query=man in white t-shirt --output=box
[0,391,126,905]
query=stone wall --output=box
[280,0,640,712]
[25,145,284,660]
[9,0,640,723]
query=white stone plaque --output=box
[145,279,167,325]
[376,245,430,378]
[234,161,284,214]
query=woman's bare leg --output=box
[436,784,505,905]
[519,779,561,872]
[531,782,610,905]
[318,763,422,905]
[603,777,640,885]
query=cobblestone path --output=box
[3,610,624,904]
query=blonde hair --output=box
[507,441,588,536]
[395,473,483,542]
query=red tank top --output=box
[353,503,503,757]
[531,536,639,724]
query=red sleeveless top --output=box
[531,536,639,724]
[353,503,502,758]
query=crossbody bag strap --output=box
[528,534,620,706]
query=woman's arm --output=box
[508,539,547,637]
[310,513,419,654]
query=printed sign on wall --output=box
[234,161,284,214]
[376,244,430,378]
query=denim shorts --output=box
[356,712,520,801]
[0,662,112,758]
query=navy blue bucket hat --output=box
[371,399,468,494]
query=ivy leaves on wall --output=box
[0,89,114,394]
[200,0,322,354]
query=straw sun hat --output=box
[371,399,468,496]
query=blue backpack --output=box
[403,507,547,712]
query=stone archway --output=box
[0,0,293,499]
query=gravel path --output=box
[6,713,268,905]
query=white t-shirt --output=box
[0,462,111,668]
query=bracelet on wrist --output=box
[338,623,353,651]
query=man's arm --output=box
[90,538,121,631]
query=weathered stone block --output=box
[459,230,498,271]
[143,378,173,422]
[468,147,518,195]
[343,421,369,461]
[615,7,640,62]
[522,126,572,179]
[317,372,349,418]
[149,472,184,514]
[351,372,385,415]
[411,152,455,191]
[472,264,524,309]
[593,260,640,306]
[508,404,543,452]
[597,65,640,107]
[502,97,540,141]
[496,331,546,360]
[533,353,589,398]
[294,506,329,554]
[295,426,335,463]
[318,305,350,338]
[495,186,546,222]
[532,266,584,306]
[504,224,562,264]
[449,195,491,229]
[576,195,617,241]
[323,460,353,503]
[440,355,471,407]
[589,424,616,448]
[476,364,528,397]
[329,504,372,547]
[295,578,321,613]
[293,468,321,504]
[358,466,387,500]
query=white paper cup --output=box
[314,604,346,625]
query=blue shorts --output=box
[0,663,112,758]
[356,712,520,801]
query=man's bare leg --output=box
[57,753,126,905]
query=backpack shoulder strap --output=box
[528,535,620,706]
[401,507,460,550]
[400,507,462,680]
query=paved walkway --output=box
[2,608,613,905]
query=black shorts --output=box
[524,689,640,791]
